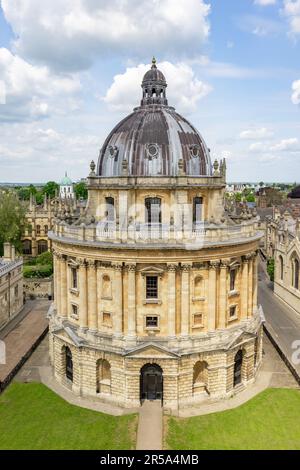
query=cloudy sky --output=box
[0,0,299,183]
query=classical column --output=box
[127,264,136,337]
[252,252,258,312]
[181,264,191,336]
[78,258,88,330]
[218,260,229,329]
[55,252,62,315]
[241,256,249,319]
[52,251,58,311]
[113,263,123,335]
[208,261,219,331]
[60,255,68,320]
[167,264,177,337]
[248,254,254,317]
[87,260,97,331]
[96,264,102,330]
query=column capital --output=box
[86,259,96,268]
[112,262,123,272]
[181,263,192,272]
[220,258,231,269]
[77,257,86,267]
[126,263,137,272]
[167,263,178,272]
[209,260,220,269]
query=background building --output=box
[0,243,23,330]
[48,60,264,412]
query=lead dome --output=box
[97,58,212,177]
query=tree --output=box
[42,181,59,199]
[259,182,264,188]
[0,191,27,256]
[75,181,88,200]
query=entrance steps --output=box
[136,400,163,450]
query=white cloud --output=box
[282,0,300,35]
[103,61,212,114]
[292,79,300,104]
[0,48,81,122]
[270,137,300,151]
[239,127,274,140]
[1,0,211,71]
[254,0,276,6]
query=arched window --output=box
[193,197,203,224]
[193,361,208,394]
[65,346,73,382]
[22,239,32,255]
[105,197,115,222]
[234,350,243,387]
[145,198,162,225]
[293,258,300,290]
[279,255,284,281]
[44,225,48,235]
[37,239,48,255]
[194,276,203,298]
[96,359,111,394]
[102,275,112,299]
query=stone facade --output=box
[0,243,23,330]
[48,61,264,412]
[24,276,53,300]
[22,194,54,257]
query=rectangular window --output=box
[71,304,78,318]
[230,269,236,291]
[193,313,203,327]
[103,312,112,326]
[14,285,18,297]
[146,276,158,299]
[146,316,158,328]
[71,267,78,290]
[44,225,48,235]
[229,306,237,318]
[193,197,203,224]
[36,225,41,236]
[145,198,162,225]
[105,197,115,222]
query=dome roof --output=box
[60,173,72,186]
[97,59,212,178]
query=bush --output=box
[267,258,275,282]
[23,264,53,279]
[37,251,53,266]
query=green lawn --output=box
[0,383,137,450]
[166,388,300,450]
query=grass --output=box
[0,382,137,450]
[166,388,300,450]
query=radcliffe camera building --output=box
[48,59,264,411]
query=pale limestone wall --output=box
[50,326,262,410]
[24,277,53,299]
[274,232,300,314]
[0,260,23,330]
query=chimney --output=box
[3,242,12,261]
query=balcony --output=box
[49,218,262,248]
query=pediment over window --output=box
[139,266,165,276]
[125,342,179,359]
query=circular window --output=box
[190,145,200,158]
[146,144,159,160]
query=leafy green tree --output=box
[18,187,31,201]
[246,193,256,203]
[75,181,88,200]
[267,258,275,282]
[234,192,242,203]
[0,191,26,256]
[42,181,59,199]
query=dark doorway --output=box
[65,347,73,382]
[234,350,243,387]
[140,364,163,402]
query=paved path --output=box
[258,261,300,380]
[0,300,50,390]
[136,401,163,450]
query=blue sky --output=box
[0,0,299,183]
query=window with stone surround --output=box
[193,197,203,224]
[145,316,159,329]
[71,304,79,319]
[146,276,158,299]
[102,275,112,299]
[230,269,237,292]
[229,305,237,319]
[193,313,204,328]
[36,225,41,236]
[96,359,111,394]
[71,267,78,290]
[194,276,204,299]
[102,311,112,327]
